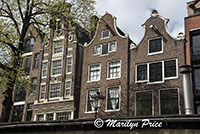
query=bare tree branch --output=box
[17,0,24,21]
[0,61,12,72]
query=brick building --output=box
[79,13,135,118]
[185,0,200,114]
[129,10,185,117]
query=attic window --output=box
[148,37,163,55]
[101,29,110,39]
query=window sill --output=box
[105,109,120,112]
[148,51,163,56]
[87,80,100,83]
[51,74,62,78]
[84,111,96,114]
[135,80,148,83]
[66,72,72,75]
[164,76,178,80]
[101,36,110,40]
[106,77,120,80]
[147,81,164,85]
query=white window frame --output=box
[101,29,110,39]
[135,63,148,83]
[52,39,64,57]
[65,79,71,98]
[51,58,62,77]
[42,60,48,78]
[93,41,117,56]
[158,88,180,115]
[87,63,101,82]
[108,41,117,53]
[164,59,178,80]
[49,82,61,100]
[135,90,154,116]
[94,45,102,56]
[85,88,100,113]
[36,114,45,121]
[107,60,121,80]
[148,61,164,84]
[66,56,73,74]
[56,111,72,120]
[39,83,46,101]
[148,37,163,55]
[105,85,121,112]
[46,113,54,121]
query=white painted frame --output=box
[64,79,72,98]
[49,81,61,100]
[148,37,163,56]
[87,63,101,82]
[41,60,48,78]
[66,55,73,75]
[101,29,110,40]
[164,58,179,80]
[39,83,46,101]
[51,58,62,77]
[107,60,121,80]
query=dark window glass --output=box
[23,56,32,74]
[14,84,26,102]
[136,91,152,116]
[102,44,108,55]
[149,38,162,53]
[137,64,147,81]
[24,38,34,53]
[33,53,40,69]
[190,31,200,61]
[30,77,37,94]
[26,103,33,121]
[193,68,200,97]
[160,89,179,115]
[56,112,71,120]
[149,62,162,82]
[102,30,110,38]
[164,60,176,78]
[11,105,24,122]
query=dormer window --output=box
[148,37,163,55]
[101,29,110,39]
[24,38,34,53]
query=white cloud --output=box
[95,0,188,44]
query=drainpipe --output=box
[180,65,194,115]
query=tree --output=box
[0,0,97,122]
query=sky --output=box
[95,0,191,44]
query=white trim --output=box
[87,63,101,82]
[39,83,46,101]
[107,60,121,80]
[93,41,117,56]
[158,88,181,115]
[105,85,121,112]
[44,53,48,57]
[41,61,48,79]
[68,47,73,51]
[52,39,64,58]
[148,37,163,56]
[13,101,25,106]
[189,27,200,32]
[51,58,62,77]
[64,79,72,98]
[22,52,33,57]
[49,81,61,100]
[164,59,179,80]
[101,29,110,40]
[85,88,100,113]
[135,63,148,83]
[135,90,154,116]
[66,55,73,74]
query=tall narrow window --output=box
[49,83,60,99]
[86,88,99,112]
[164,60,177,78]
[26,103,33,121]
[88,64,100,81]
[30,77,37,95]
[94,45,101,55]
[102,43,108,55]
[108,61,121,79]
[33,53,40,69]
[40,85,46,100]
[148,38,162,54]
[160,89,179,115]
[136,91,152,116]
[136,64,147,81]
[109,41,116,52]
[149,62,162,82]
[14,84,26,102]
[42,62,48,77]
[53,40,63,54]
[24,38,34,53]
[52,59,62,75]
[107,86,120,111]
[65,81,71,97]
[66,57,72,73]
[11,105,24,122]
[23,56,32,74]
[190,30,200,61]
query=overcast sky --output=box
[95,0,191,44]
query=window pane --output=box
[42,62,48,77]
[24,38,34,53]
[56,112,71,120]
[108,61,120,79]
[137,64,147,81]
[50,83,60,98]
[11,105,24,122]
[30,77,37,94]
[190,31,200,61]
[53,40,63,54]
[65,81,71,97]
[164,60,176,78]
[193,68,200,97]
[46,113,54,121]
[37,114,44,121]
[107,86,120,110]
[102,30,110,38]
[40,85,46,100]
[149,38,162,53]
[23,56,32,74]
[102,44,108,55]
[160,89,179,115]
[87,89,99,112]
[89,64,100,81]
[15,84,26,102]
[136,91,152,116]
[52,60,62,75]
[66,57,72,73]
[94,45,101,55]
[33,53,40,69]
[149,62,162,82]
[109,42,116,52]
[26,103,33,121]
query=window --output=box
[46,113,54,121]
[33,53,40,69]
[24,38,34,53]
[52,59,62,76]
[93,41,116,56]
[30,77,37,94]
[160,89,179,115]
[190,30,200,61]
[14,84,26,102]
[42,62,48,77]
[136,64,147,81]
[101,29,110,39]
[66,57,72,73]
[88,64,101,81]
[65,80,71,97]
[193,68,200,97]
[26,103,33,121]
[108,60,121,79]
[149,62,162,82]
[36,114,44,121]
[164,60,177,78]
[40,84,46,100]
[49,83,60,99]
[23,56,32,74]
[86,88,99,112]
[136,91,152,116]
[148,37,162,54]
[53,40,63,54]
[56,112,71,120]
[107,86,120,111]
[11,105,24,122]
